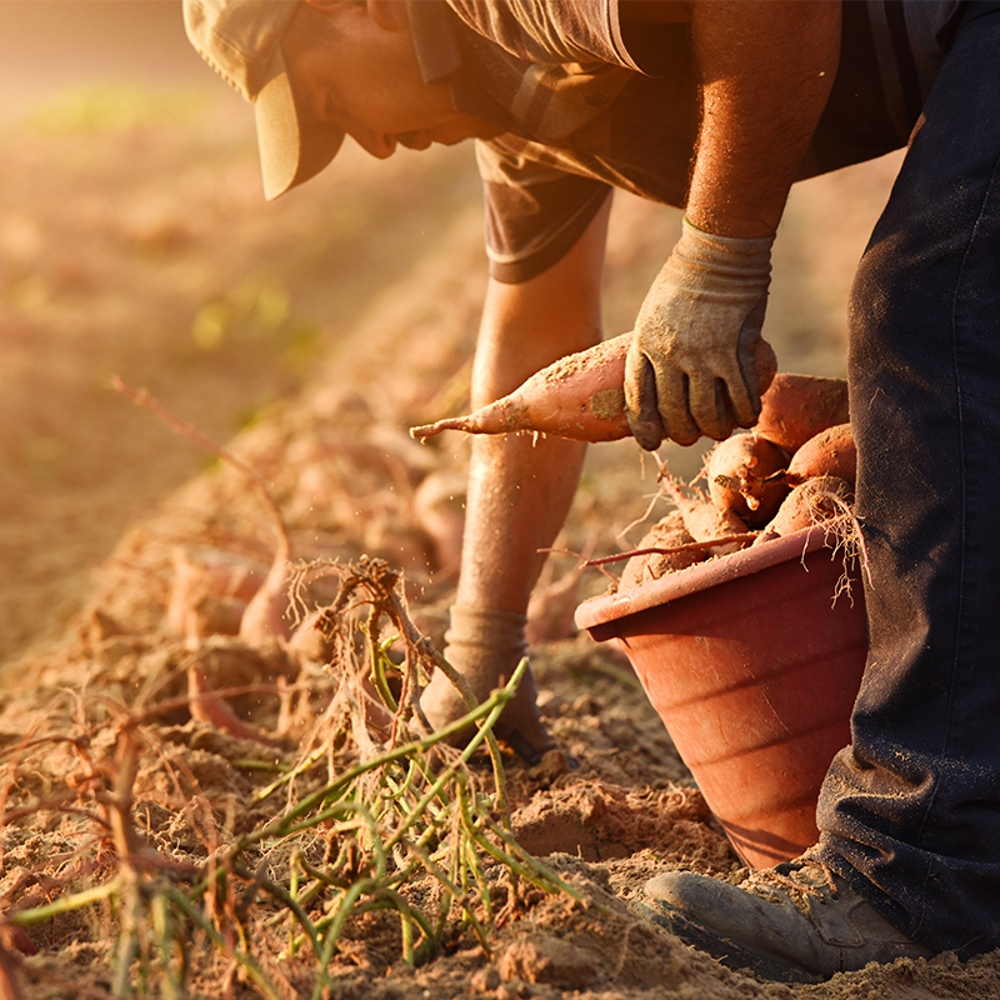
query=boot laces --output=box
[737,854,840,916]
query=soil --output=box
[3,5,999,999]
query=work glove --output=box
[419,605,557,766]
[625,217,775,449]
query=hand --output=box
[419,606,558,765]
[625,218,774,449]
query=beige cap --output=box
[183,0,344,199]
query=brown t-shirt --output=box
[407,0,959,283]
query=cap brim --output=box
[254,45,344,201]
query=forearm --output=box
[686,0,841,237]
[623,1,840,446]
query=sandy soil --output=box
[3,5,999,999]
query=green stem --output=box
[8,876,123,927]
[382,662,525,854]
[456,782,493,927]
[481,813,592,905]
[250,747,326,806]
[310,879,373,1000]
[232,681,517,859]
[256,875,322,960]
[399,838,490,953]
[151,892,183,1000]
[162,887,280,1000]
[370,636,400,713]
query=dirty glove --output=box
[419,606,557,765]
[625,217,774,449]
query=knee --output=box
[847,225,937,378]
[848,238,895,376]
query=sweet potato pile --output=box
[621,374,855,589]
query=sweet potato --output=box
[112,376,296,643]
[753,475,854,543]
[237,559,293,643]
[411,334,778,444]
[619,511,705,589]
[663,479,753,557]
[187,660,281,747]
[412,470,466,576]
[706,431,791,528]
[166,547,269,641]
[683,502,752,556]
[787,422,856,486]
[754,373,849,454]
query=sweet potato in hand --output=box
[412,334,778,445]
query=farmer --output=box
[185,0,1000,983]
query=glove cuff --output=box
[678,216,774,280]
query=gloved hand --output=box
[419,605,557,765]
[625,217,775,450]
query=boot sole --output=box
[632,897,825,985]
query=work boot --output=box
[638,851,934,983]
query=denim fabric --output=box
[817,1,1000,958]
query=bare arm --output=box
[622,1,842,447]
[685,1,842,236]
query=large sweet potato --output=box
[619,511,705,589]
[662,477,753,557]
[787,422,856,485]
[412,334,778,444]
[754,373,849,454]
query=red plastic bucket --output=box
[574,523,866,869]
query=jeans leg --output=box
[816,7,1000,958]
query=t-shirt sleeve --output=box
[476,138,612,284]
[446,0,650,71]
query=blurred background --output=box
[0,2,199,116]
[0,1,901,666]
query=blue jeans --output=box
[817,2,1000,958]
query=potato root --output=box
[662,478,753,557]
[754,475,854,542]
[754,373,849,454]
[412,334,778,444]
[706,432,790,528]
[619,511,705,590]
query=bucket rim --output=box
[574,519,852,632]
